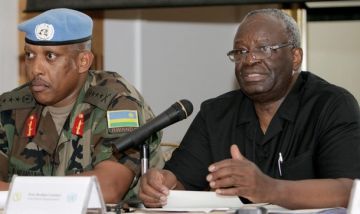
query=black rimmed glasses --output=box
[227,43,294,63]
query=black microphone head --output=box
[177,99,193,118]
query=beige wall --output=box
[104,5,279,143]
[104,7,360,142]
[1,3,358,142]
[0,1,18,93]
[308,21,360,102]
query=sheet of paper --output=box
[143,192,344,214]
[144,207,221,213]
[0,191,8,208]
[163,190,243,209]
[348,179,360,214]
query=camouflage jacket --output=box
[0,70,164,199]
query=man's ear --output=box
[78,51,94,74]
[292,47,303,71]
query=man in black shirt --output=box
[138,8,360,209]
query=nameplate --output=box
[4,175,106,214]
[348,179,360,214]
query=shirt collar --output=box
[277,72,305,122]
[236,92,257,126]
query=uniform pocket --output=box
[282,151,315,180]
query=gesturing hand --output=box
[206,144,276,203]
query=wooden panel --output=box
[88,11,104,70]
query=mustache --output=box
[30,77,50,87]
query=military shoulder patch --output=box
[0,86,35,111]
[84,86,117,111]
[107,110,139,133]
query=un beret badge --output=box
[35,23,54,41]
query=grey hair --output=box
[71,39,92,52]
[243,8,301,48]
[82,39,92,51]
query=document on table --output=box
[144,190,243,212]
[165,190,243,208]
[142,190,346,214]
[0,191,7,208]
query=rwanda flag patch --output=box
[107,110,139,133]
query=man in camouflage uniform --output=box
[0,8,164,203]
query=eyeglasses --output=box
[227,43,294,63]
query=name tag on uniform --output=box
[4,175,105,214]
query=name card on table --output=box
[348,179,360,214]
[4,175,106,214]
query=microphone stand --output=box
[140,143,149,176]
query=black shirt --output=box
[165,71,360,191]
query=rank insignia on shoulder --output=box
[107,110,139,133]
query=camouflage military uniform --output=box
[0,70,164,199]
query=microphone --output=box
[110,99,193,152]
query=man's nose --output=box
[243,52,259,65]
[28,58,45,76]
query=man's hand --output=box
[139,168,181,208]
[78,160,134,204]
[206,144,276,203]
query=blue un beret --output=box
[18,8,93,45]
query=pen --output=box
[141,144,149,175]
[278,152,283,177]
